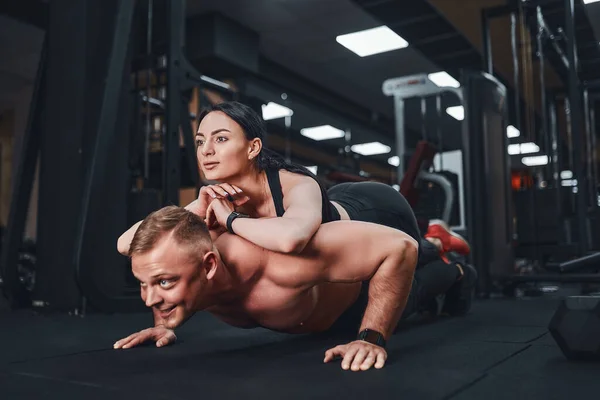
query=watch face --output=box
[363,330,381,343]
[359,329,385,347]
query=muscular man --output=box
[114,203,476,371]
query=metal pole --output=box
[482,10,493,74]
[144,0,153,181]
[591,102,598,207]
[565,0,588,254]
[536,8,569,71]
[421,97,428,141]
[283,93,292,163]
[511,12,521,134]
[536,15,551,182]
[436,94,443,171]
[549,96,563,241]
[583,89,595,208]
[164,0,184,206]
[395,96,406,182]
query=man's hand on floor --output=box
[324,340,387,371]
[113,326,177,349]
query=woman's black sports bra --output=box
[265,168,340,223]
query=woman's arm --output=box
[209,178,324,254]
[232,178,323,253]
[117,199,213,256]
[117,220,143,255]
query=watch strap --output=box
[357,329,386,348]
[226,212,248,234]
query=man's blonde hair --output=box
[128,206,212,259]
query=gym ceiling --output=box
[1,0,600,179]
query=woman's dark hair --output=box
[197,101,335,221]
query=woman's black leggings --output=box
[327,181,442,267]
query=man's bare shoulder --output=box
[214,232,268,272]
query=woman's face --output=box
[196,111,259,181]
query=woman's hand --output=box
[197,183,249,219]
[205,197,237,229]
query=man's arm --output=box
[321,222,418,339]
[356,242,416,340]
[270,220,418,339]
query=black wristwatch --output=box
[357,329,387,348]
[226,211,249,234]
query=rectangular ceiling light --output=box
[519,142,540,154]
[508,142,540,155]
[560,170,573,179]
[300,125,345,141]
[508,144,521,155]
[387,156,400,166]
[507,125,520,138]
[336,26,408,57]
[446,106,464,121]
[428,72,460,88]
[522,155,548,166]
[351,142,392,156]
[262,102,293,121]
[583,0,600,4]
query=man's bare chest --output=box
[208,282,317,330]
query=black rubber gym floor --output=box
[1,297,599,400]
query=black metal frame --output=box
[583,88,595,209]
[482,5,517,74]
[548,93,564,243]
[502,273,600,284]
[462,71,514,297]
[0,36,47,308]
[545,252,600,273]
[565,0,589,257]
[163,0,184,206]
[74,0,139,312]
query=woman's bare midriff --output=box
[331,201,350,221]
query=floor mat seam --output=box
[525,331,549,343]
[483,344,533,373]
[3,370,176,400]
[6,348,111,365]
[441,373,489,400]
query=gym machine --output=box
[382,72,515,296]
[382,74,462,229]
[480,0,600,288]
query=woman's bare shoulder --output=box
[278,169,319,191]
